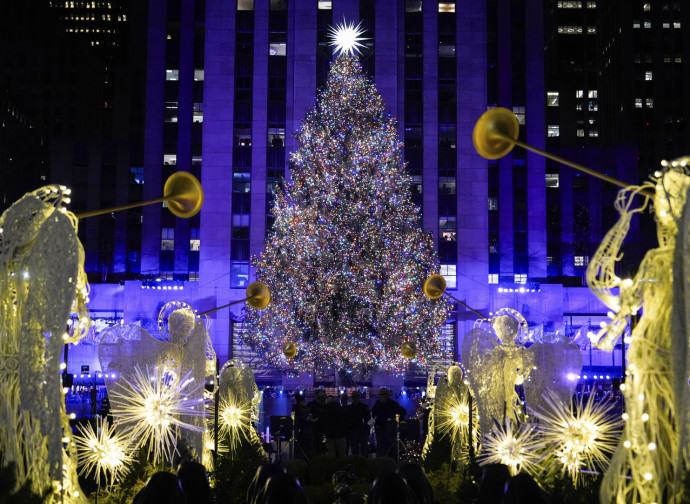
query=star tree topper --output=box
[327,18,367,57]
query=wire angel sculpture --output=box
[461,308,581,439]
[98,302,211,462]
[586,164,690,503]
[0,185,90,502]
[217,362,266,458]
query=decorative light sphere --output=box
[401,340,417,359]
[282,342,297,359]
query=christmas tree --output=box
[241,49,449,373]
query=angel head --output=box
[168,308,196,344]
[447,365,464,386]
[490,308,529,346]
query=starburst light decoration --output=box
[218,391,253,451]
[479,418,543,476]
[532,390,621,484]
[110,365,205,464]
[327,19,367,56]
[74,417,133,488]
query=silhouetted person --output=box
[247,463,286,504]
[476,464,511,504]
[291,394,311,458]
[367,472,417,504]
[397,462,435,504]
[502,473,551,504]
[132,471,185,504]
[320,395,347,458]
[177,461,211,504]
[260,473,308,504]
[372,388,406,458]
[307,389,327,455]
[345,390,371,456]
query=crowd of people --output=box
[292,388,409,460]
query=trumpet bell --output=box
[401,341,417,359]
[282,342,297,359]
[164,171,204,218]
[246,281,270,309]
[472,107,519,160]
[423,274,447,299]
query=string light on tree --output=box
[109,365,205,464]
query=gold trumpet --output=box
[472,107,654,198]
[423,274,487,320]
[76,171,204,219]
[199,281,271,316]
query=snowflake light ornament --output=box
[479,418,543,476]
[532,390,621,484]
[74,417,133,488]
[218,391,254,451]
[327,19,367,56]
[110,365,205,464]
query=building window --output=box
[646,98,654,108]
[438,2,455,13]
[440,264,457,289]
[587,26,596,34]
[645,71,653,81]
[439,177,456,195]
[163,154,177,165]
[230,262,250,288]
[268,125,286,147]
[589,130,599,137]
[586,1,596,7]
[547,125,560,137]
[633,20,640,29]
[317,0,332,9]
[663,22,670,28]
[405,0,422,12]
[558,26,583,34]
[190,228,200,252]
[576,129,585,137]
[269,43,286,56]
[237,0,254,10]
[557,1,582,7]
[488,197,498,211]
[515,274,527,284]
[488,274,499,284]
[130,167,144,184]
[165,69,179,81]
[546,173,559,188]
[547,91,559,106]
[674,22,681,29]
[635,98,643,108]
[161,228,174,251]
[194,69,204,81]
[587,90,598,98]
[643,2,650,10]
[512,106,526,125]
[576,90,584,98]
[644,21,651,28]
[574,256,588,267]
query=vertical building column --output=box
[250,1,269,263]
[142,0,167,276]
[285,0,316,163]
[375,0,399,117]
[422,0,438,241]
[456,0,488,291]
[175,0,195,276]
[525,0,546,279]
[200,0,236,359]
[496,0,514,278]
[332,0,359,27]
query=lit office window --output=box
[440,265,457,289]
[194,69,204,81]
[317,1,332,9]
[674,22,681,29]
[557,1,582,7]
[589,130,599,137]
[644,21,651,28]
[269,43,286,56]
[588,90,598,98]
[546,173,560,188]
[587,26,596,34]
[643,2,650,10]
[488,274,499,284]
[645,71,653,80]
[166,69,179,81]
[230,262,250,287]
[646,98,654,108]
[190,228,200,251]
[438,3,455,12]
[513,106,526,125]
[635,98,643,108]
[586,1,596,7]
[547,91,559,106]
[514,274,527,284]
[547,125,560,137]
[406,1,422,12]
[161,228,174,251]
[488,197,498,210]
[576,90,584,98]
[163,154,177,165]
[633,21,640,29]
[193,103,203,123]
[663,22,670,28]
[558,26,583,34]
[237,0,254,10]
[574,256,587,267]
